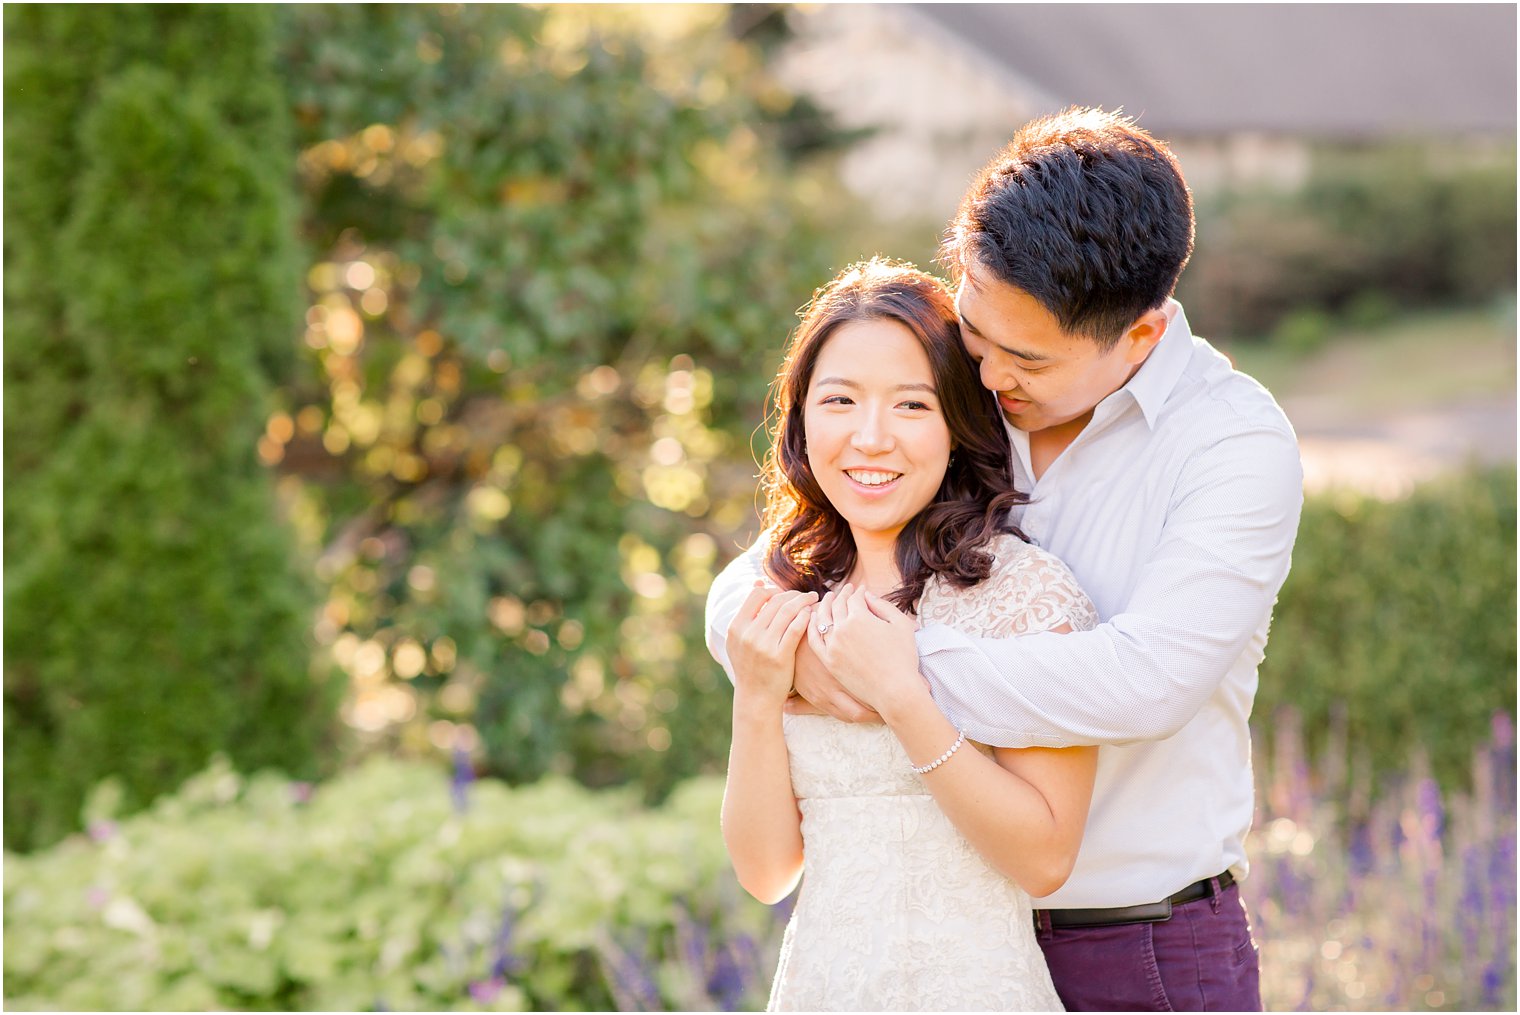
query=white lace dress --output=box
[768,534,1098,1012]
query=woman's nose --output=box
[850,410,894,453]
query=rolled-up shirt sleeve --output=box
[919,425,1304,749]
[705,539,766,683]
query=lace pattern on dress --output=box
[768,534,1097,1012]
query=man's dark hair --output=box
[940,107,1195,349]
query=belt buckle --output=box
[1132,899,1173,924]
[1047,898,1173,929]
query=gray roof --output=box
[907,3,1516,136]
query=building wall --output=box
[777,6,1333,220]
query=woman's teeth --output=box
[845,470,902,487]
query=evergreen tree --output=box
[4,6,334,850]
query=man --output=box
[705,107,1302,1011]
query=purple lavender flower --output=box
[707,941,749,1012]
[468,977,505,1004]
[451,746,474,814]
[1492,712,1517,805]
[1348,820,1375,878]
[1492,711,1514,750]
[1482,964,1505,1007]
[1416,777,1445,839]
[599,930,661,1012]
[488,893,525,979]
[674,902,708,977]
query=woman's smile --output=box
[804,317,952,548]
[843,468,905,495]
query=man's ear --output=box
[1120,309,1169,365]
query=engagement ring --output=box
[816,622,832,635]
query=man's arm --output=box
[920,426,1304,749]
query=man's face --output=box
[954,262,1157,435]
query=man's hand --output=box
[785,632,883,723]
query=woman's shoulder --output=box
[982,532,1070,577]
[923,533,1097,635]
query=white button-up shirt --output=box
[705,300,1304,909]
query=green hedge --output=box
[1258,466,1517,790]
[1179,142,1517,341]
[2,759,780,1012]
[3,6,334,851]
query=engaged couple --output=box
[705,107,1304,1012]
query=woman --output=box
[720,258,1100,1012]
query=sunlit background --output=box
[4,4,1514,1011]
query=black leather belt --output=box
[1036,871,1235,929]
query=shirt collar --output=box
[1117,299,1193,430]
[1003,298,1195,477]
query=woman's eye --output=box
[899,400,931,411]
[820,394,853,406]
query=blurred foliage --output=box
[269,6,853,797]
[2,757,783,1011]
[1259,466,1517,792]
[6,725,1512,1011]
[1179,141,1517,341]
[3,6,334,852]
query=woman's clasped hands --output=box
[805,583,925,719]
[726,582,818,707]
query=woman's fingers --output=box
[814,589,837,635]
[752,587,797,629]
[769,590,817,630]
[756,589,817,642]
[731,583,776,628]
[778,600,813,652]
[859,588,894,620]
[840,583,869,621]
[805,612,828,659]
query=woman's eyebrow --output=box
[814,376,937,394]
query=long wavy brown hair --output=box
[760,258,1029,614]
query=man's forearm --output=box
[916,617,1241,749]
[921,427,1303,749]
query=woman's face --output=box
[803,318,952,548]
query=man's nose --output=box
[979,357,1012,393]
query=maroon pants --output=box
[1035,880,1262,1011]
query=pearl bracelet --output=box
[911,728,966,775]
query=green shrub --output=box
[1269,307,1335,354]
[1179,141,1517,340]
[2,759,780,1011]
[1258,466,1517,791]
[271,6,850,799]
[3,6,334,851]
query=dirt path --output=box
[1285,393,1516,499]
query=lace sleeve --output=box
[919,535,1099,639]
